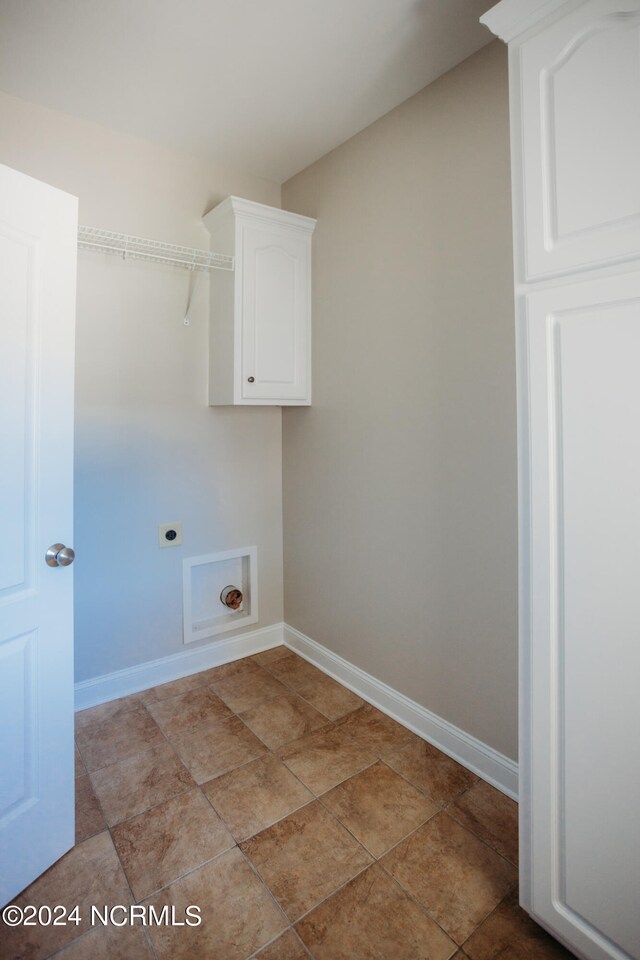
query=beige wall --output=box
[282,42,518,759]
[0,91,284,682]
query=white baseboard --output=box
[74,623,285,712]
[283,624,519,800]
[74,618,518,801]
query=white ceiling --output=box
[0,0,495,183]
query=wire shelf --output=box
[77,225,233,272]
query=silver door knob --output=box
[45,543,75,567]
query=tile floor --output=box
[2,647,575,960]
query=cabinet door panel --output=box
[519,0,640,279]
[525,273,640,959]
[240,224,310,402]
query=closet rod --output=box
[77,225,233,272]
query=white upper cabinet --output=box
[203,197,316,405]
[508,0,640,280]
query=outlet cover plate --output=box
[159,522,182,548]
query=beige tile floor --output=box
[2,647,575,960]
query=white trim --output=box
[283,624,519,800]
[74,623,284,712]
[203,196,317,237]
[480,0,575,42]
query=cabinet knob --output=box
[247,376,255,383]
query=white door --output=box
[241,223,311,403]
[524,271,640,960]
[0,164,77,905]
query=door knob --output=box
[45,543,75,567]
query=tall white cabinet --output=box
[482,2,640,959]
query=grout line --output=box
[70,768,116,910]
[44,923,95,960]
[137,843,240,903]
[243,718,337,755]
[290,688,362,724]
[236,794,376,934]
[313,758,378,801]
[105,782,207,831]
[376,858,461,952]
[206,684,292,716]
[42,891,157,960]
[86,704,196,829]
[290,926,315,960]
[188,743,272,785]
[458,885,517,954]
[436,809,520,873]
[376,813,518,949]
[373,807,460,867]
[315,779,439,863]
[373,755,445,805]
[128,689,262,800]
[76,705,170,776]
[73,739,88,780]
[296,927,316,960]
[291,859,375,927]
[282,751,380,797]
[142,925,159,960]
[445,803,519,868]
[245,929,287,959]
[106,826,138,909]
[241,814,375,932]
[200,762,316,844]
[378,752,449,808]
[382,743,481,808]
[74,757,107,844]
[42,830,152,960]
[250,647,291,668]
[232,784,375,937]
[247,925,314,959]
[464,896,517,950]
[197,750,273,792]
[258,652,367,724]
[236,844,291,932]
[255,647,358,723]
[313,793,379,856]
[234,796,318,844]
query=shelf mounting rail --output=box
[77,225,233,272]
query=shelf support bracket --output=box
[183,268,204,326]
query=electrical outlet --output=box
[158,522,182,548]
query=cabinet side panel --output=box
[208,218,235,405]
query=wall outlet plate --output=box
[159,522,182,548]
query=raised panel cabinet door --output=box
[523,272,640,959]
[239,222,310,402]
[0,164,77,905]
[517,0,640,279]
